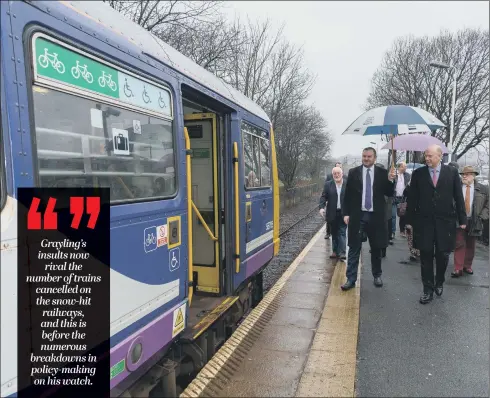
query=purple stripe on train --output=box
[245,243,274,278]
[109,300,186,390]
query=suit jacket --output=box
[465,182,489,237]
[342,165,395,247]
[319,179,346,223]
[406,164,466,252]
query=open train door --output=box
[184,113,222,295]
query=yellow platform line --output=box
[180,226,327,397]
[295,252,362,397]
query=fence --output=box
[279,183,319,210]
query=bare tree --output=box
[275,105,330,188]
[107,2,332,187]
[366,28,489,160]
[103,0,222,32]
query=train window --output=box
[241,121,271,189]
[30,86,176,203]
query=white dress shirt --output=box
[395,174,405,196]
[335,182,342,209]
[462,183,475,217]
[362,165,374,212]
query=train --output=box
[0,1,280,396]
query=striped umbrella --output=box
[342,105,445,136]
[342,105,445,168]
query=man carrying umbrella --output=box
[406,144,466,304]
[341,147,396,290]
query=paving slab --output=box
[356,236,489,397]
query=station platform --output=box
[181,225,489,397]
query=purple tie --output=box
[365,168,372,210]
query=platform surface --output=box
[356,235,489,397]
[196,227,489,397]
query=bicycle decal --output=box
[124,78,134,98]
[145,232,156,247]
[38,48,66,74]
[71,60,93,83]
[142,85,151,104]
[98,71,118,91]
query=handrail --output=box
[191,201,218,241]
[233,142,240,273]
[184,127,193,306]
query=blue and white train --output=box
[0,1,280,396]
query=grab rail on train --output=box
[233,142,240,273]
[191,201,218,241]
[184,127,193,306]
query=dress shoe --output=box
[329,253,338,259]
[463,268,473,275]
[419,292,433,304]
[434,285,443,297]
[341,281,355,291]
[339,253,346,260]
[373,277,383,287]
[451,270,463,278]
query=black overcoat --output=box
[319,179,346,223]
[405,164,466,252]
[342,165,395,248]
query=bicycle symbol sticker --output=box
[144,226,158,253]
[71,60,93,83]
[169,248,180,272]
[98,71,118,91]
[38,47,66,74]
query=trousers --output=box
[346,212,382,283]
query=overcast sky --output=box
[222,1,489,158]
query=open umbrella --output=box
[342,105,445,167]
[381,134,449,153]
[342,105,445,136]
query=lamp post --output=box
[429,60,457,161]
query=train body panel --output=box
[0,1,279,396]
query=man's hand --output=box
[388,168,396,182]
[460,224,466,230]
[319,209,326,218]
[344,216,349,225]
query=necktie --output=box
[365,168,372,210]
[432,169,437,186]
[465,184,471,215]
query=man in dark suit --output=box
[341,147,396,290]
[325,162,345,239]
[406,144,466,304]
[319,166,347,259]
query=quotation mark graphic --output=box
[28,197,57,230]
[27,196,100,230]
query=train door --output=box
[184,113,221,295]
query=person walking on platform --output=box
[341,147,395,291]
[375,163,392,258]
[392,162,411,238]
[319,166,347,260]
[406,144,466,304]
[325,162,345,239]
[400,182,420,264]
[451,166,489,278]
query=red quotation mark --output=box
[27,196,100,230]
